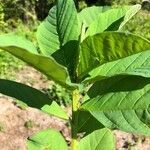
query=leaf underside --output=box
[41,101,69,120]
[81,76,150,135]
[78,32,150,80]
[27,129,67,150]
[78,128,115,150]
[83,50,150,83]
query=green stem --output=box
[71,89,80,150]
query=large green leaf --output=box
[91,109,150,136]
[78,6,110,28]
[85,6,129,37]
[37,0,79,55]
[82,76,150,111]
[27,128,67,150]
[81,76,150,135]
[77,32,150,80]
[37,0,79,76]
[41,101,69,120]
[37,6,59,55]
[78,128,115,150]
[0,79,51,108]
[83,50,150,83]
[0,34,76,89]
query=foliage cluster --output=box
[0,0,150,149]
[0,0,149,109]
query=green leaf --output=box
[77,32,150,80]
[37,6,58,55]
[83,50,150,83]
[77,111,104,134]
[81,76,150,135]
[78,6,110,28]
[86,6,129,36]
[0,79,51,108]
[106,4,141,31]
[91,110,150,136]
[37,0,79,75]
[41,101,69,120]
[27,128,68,150]
[119,4,141,30]
[135,108,150,126]
[78,128,115,150]
[0,80,70,120]
[0,34,76,89]
[82,76,150,111]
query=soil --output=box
[0,65,150,150]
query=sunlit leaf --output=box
[27,129,67,150]
[0,34,76,89]
[78,128,115,150]
[77,32,150,80]
[41,101,69,120]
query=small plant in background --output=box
[0,0,150,149]
[24,120,34,129]
[0,122,4,132]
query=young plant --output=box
[0,0,150,149]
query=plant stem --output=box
[71,89,80,150]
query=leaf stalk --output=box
[71,89,80,150]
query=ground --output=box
[0,65,150,150]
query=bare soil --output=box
[0,66,150,150]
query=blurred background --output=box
[0,0,150,149]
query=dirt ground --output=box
[0,66,150,150]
